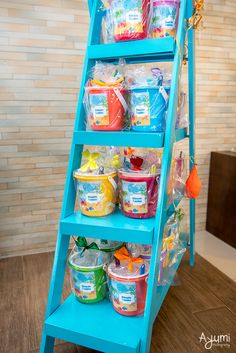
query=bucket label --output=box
[126,10,142,24]
[73,270,97,300]
[79,283,95,293]
[119,293,136,304]
[112,0,143,35]
[150,4,178,37]
[110,279,137,312]
[122,180,148,214]
[131,92,151,127]
[89,93,109,126]
[85,192,101,204]
[78,181,103,214]
[130,194,146,206]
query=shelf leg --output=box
[40,331,55,353]
[140,0,188,351]
[188,2,196,268]
[189,199,195,267]
[88,0,94,16]
[39,230,70,352]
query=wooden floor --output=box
[0,251,235,353]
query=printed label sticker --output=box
[126,11,142,24]
[78,181,103,213]
[130,194,146,206]
[135,105,149,118]
[131,92,150,127]
[79,283,95,293]
[73,270,97,300]
[85,192,101,204]
[89,93,109,126]
[111,279,137,312]
[119,293,136,305]
[113,0,144,35]
[122,180,148,214]
[152,4,177,29]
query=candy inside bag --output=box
[168,150,187,204]
[90,61,126,86]
[176,92,188,129]
[123,146,163,172]
[83,61,129,132]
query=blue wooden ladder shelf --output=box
[40,0,195,352]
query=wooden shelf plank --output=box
[45,294,142,353]
[73,128,188,148]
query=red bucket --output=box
[111,0,150,42]
[119,170,159,218]
[87,87,127,131]
[108,261,149,316]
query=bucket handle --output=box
[108,176,117,190]
[159,86,169,104]
[114,88,128,112]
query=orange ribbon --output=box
[125,147,135,157]
[188,0,204,30]
[195,0,204,11]
[114,247,144,271]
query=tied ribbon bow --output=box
[114,246,144,271]
[75,237,99,254]
[188,0,204,30]
[175,208,184,222]
[80,149,100,173]
[163,235,176,251]
[75,237,124,254]
[124,147,135,157]
[111,154,122,169]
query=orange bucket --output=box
[87,87,127,131]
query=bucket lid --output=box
[118,168,159,179]
[154,0,180,4]
[74,168,117,179]
[130,86,159,90]
[68,251,107,270]
[86,85,126,92]
[130,85,170,91]
[108,260,149,279]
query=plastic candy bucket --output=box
[68,253,107,304]
[108,262,149,316]
[74,170,117,217]
[87,87,127,131]
[130,87,169,132]
[111,0,150,42]
[150,0,180,38]
[119,170,159,218]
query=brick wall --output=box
[0,0,236,257]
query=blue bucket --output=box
[130,86,169,132]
